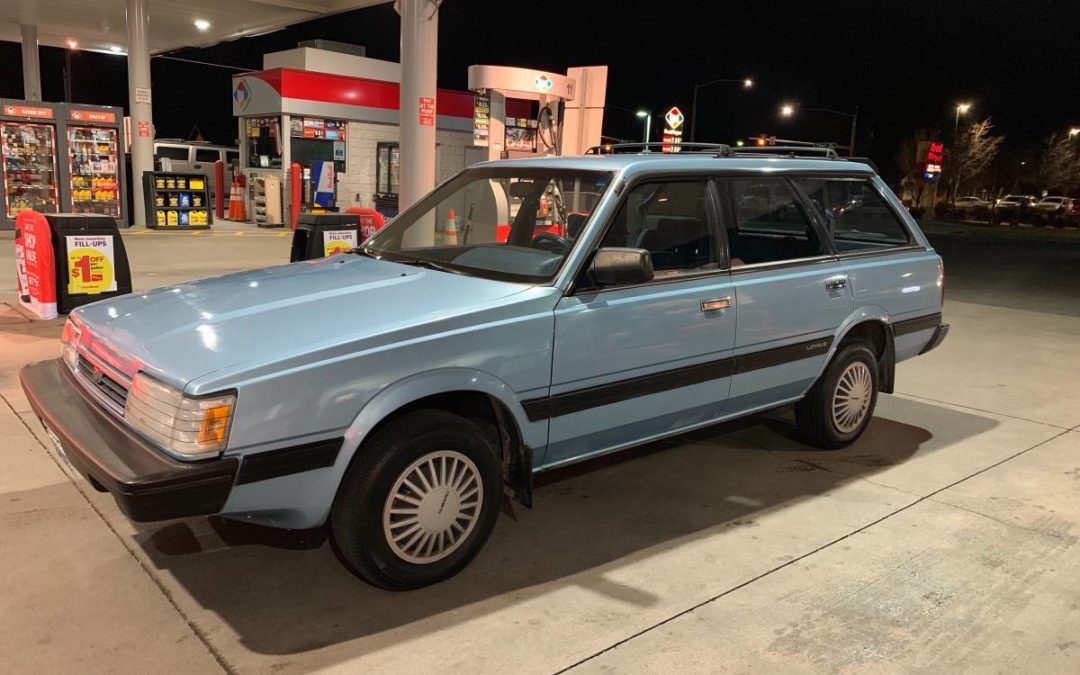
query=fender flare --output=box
[817,306,895,393]
[336,367,544,478]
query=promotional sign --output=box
[70,109,117,123]
[312,161,335,207]
[14,211,58,319]
[916,140,944,179]
[353,207,386,239]
[322,229,358,256]
[419,96,436,126]
[137,121,151,137]
[65,234,117,295]
[3,104,53,119]
[662,106,685,153]
[473,95,490,146]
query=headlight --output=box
[60,318,82,370]
[124,373,235,458]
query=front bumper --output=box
[20,359,238,522]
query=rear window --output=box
[796,178,910,249]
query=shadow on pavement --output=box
[130,396,994,658]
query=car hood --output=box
[74,255,529,389]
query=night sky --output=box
[1,0,1077,184]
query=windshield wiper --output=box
[394,257,465,275]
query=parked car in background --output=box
[954,196,991,210]
[154,140,240,199]
[993,194,1038,223]
[22,148,947,590]
[1031,197,1078,225]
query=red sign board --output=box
[3,105,53,120]
[419,96,436,126]
[137,121,151,138]
[14,211,58,319]
[70,109,117,124]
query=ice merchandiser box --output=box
[1,100,62,229]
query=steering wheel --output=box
[531,231,570,254]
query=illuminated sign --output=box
[70,109,117,124]
[916,140,944,179]
[662,106,684,153]
[533,74,554,93]
[926,142,944,163]
[3,105,53,119]
[232,80,252,111]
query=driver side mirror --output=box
[589,247,654,286]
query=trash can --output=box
[290,213,361,262]
[47,214,133,314]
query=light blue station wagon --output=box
[22,147,947,589]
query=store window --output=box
[794,178,911,250]
[376,143,400,196]
[727,178,827,266]
[600,180,716,275]
[244,117,282,169]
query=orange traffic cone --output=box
[226,180,246,221]
[445,209,458,245]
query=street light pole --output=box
[637,111,652,147]
[689,77,753,142]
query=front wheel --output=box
[795,341,879,449]
[330,410,503,590]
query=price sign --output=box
[323,230,358,256]
[66,235,117,295]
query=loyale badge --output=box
[665,107,685,130]
[533,75,554,93]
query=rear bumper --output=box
[20,359,238,522]
[919,322,950,355]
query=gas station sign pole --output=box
[398,0,439,247]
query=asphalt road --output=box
[924,225,1080,317]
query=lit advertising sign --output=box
[916,140,944,179]
[662,106,684,153]
[473,95,490,147]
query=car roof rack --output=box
[732,146,840,159]
[585,142,732,155]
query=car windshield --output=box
[363,167,613,283]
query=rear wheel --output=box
[330,409,502,590]
[795,341,879,449]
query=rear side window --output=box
[727,178,827,266]
[796,178,910,249]
[156,146,188,161]
[194,148,219,162]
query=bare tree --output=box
[1039,132,1080,194]
[949,117,1004,200]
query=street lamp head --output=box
[780,104,795,117]
[636,110,649,118]
[743,78,754,89]
[957,103,972,114]
[1069,127,1080,138]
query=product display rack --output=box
[142,171,212,230]
[1,122,60,220]
[67,126,121,219]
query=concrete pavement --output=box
[0,225,1077,673]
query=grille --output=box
[76,354,129,409]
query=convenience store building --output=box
[232,46,606,225]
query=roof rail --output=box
[585,142,732,155]
[732,146,840,159]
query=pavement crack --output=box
[930,497,1075,542]
[894,391,1070,430]
[1,392,235,674]
[555,425,1073,674]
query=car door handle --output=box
[825,277,848,291]
[701,297,732,312]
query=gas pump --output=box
[467,65,608,161]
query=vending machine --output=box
[63,105,127,227]
[0,100,62,229]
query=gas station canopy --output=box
[0,0,389,55]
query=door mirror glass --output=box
[590,247,655,286]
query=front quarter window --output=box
[364,167,612,283]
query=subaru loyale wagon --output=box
[22,147,947,589]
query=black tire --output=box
[794,340,879,449]
[330,409,503,590]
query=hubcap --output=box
[832,361,873,434]
[382,450,482,565]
